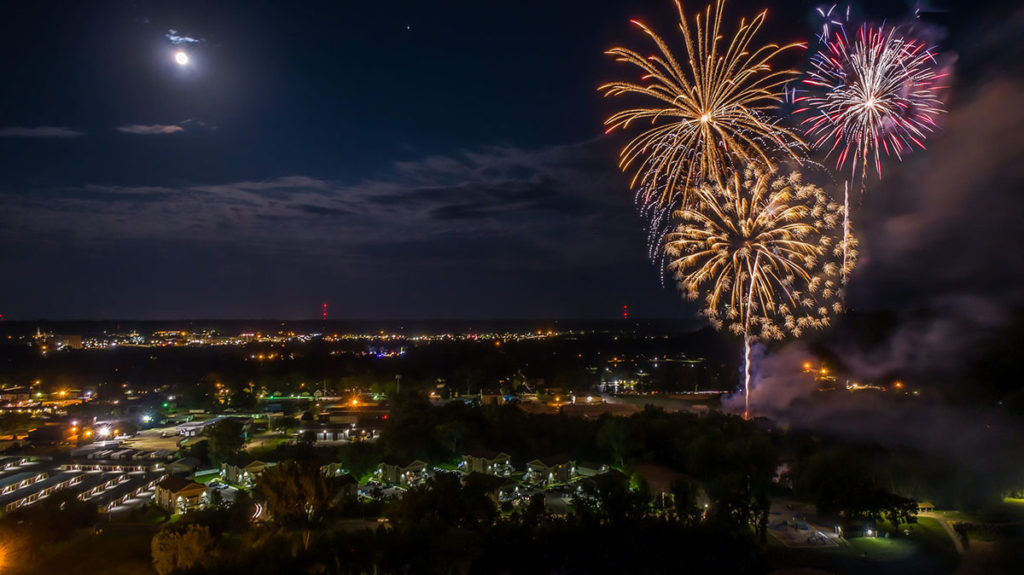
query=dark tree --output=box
[254,460,338,551]
[206,420,246,465]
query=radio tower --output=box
[321,302,328,321]
[622,305,629,320]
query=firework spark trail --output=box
[666,165,850,414]
[600,0,806,215]
[815,4,850,44]
[842,180,850,284]
[743,251,761,418]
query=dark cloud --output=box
[295,204,349,216]
[0,126,83,138]
[1,138,639,268]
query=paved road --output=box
[920,511,966,554]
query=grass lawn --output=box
[847,536,915,561]
[25,523,157,575]
[245,436,291,460]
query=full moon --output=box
[174,51,189,66]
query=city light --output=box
[97,426,111,438]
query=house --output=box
[525,455,576,485]
[376,458,428,486]
[221,454,273,489]
[167,457,201,476]
[576,461,609,478]
[461,450,513,476]
[154,476,208,514]
[917,501,936,513]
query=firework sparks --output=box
[795,23,947,179]
[665,165,850,416]
[600,0,806,214]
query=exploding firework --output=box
[665,165,850,416]
[795,23,947,179]
[600,0,806,214]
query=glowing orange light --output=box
[894,381,904,389]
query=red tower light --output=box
[321,302,328,321]
[622,305,629,320]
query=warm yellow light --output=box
[803,362,812,370]
[820,368,828,375]
[350,399,358,406]
[894,381,904,389]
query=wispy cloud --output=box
[0,126,83,138]
[116,124,184,135]
[165,29,201,44]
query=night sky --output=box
[0,1,1020,320]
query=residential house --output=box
[376,458,428,486]
[221,454,273,489]
[461,450,513,477]
[154,476,207,514]
[525,455,576,485]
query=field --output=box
[766,517,959,575]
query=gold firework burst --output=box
[601,0,806,208]
[666,165,850,415]
[666,165,849,340]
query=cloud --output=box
[165,29,201,44]
[0,126,83,138]
[116,124,185,135]
[0,138,641,274]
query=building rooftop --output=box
[532,454,574,467]
[156,475,203,494]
